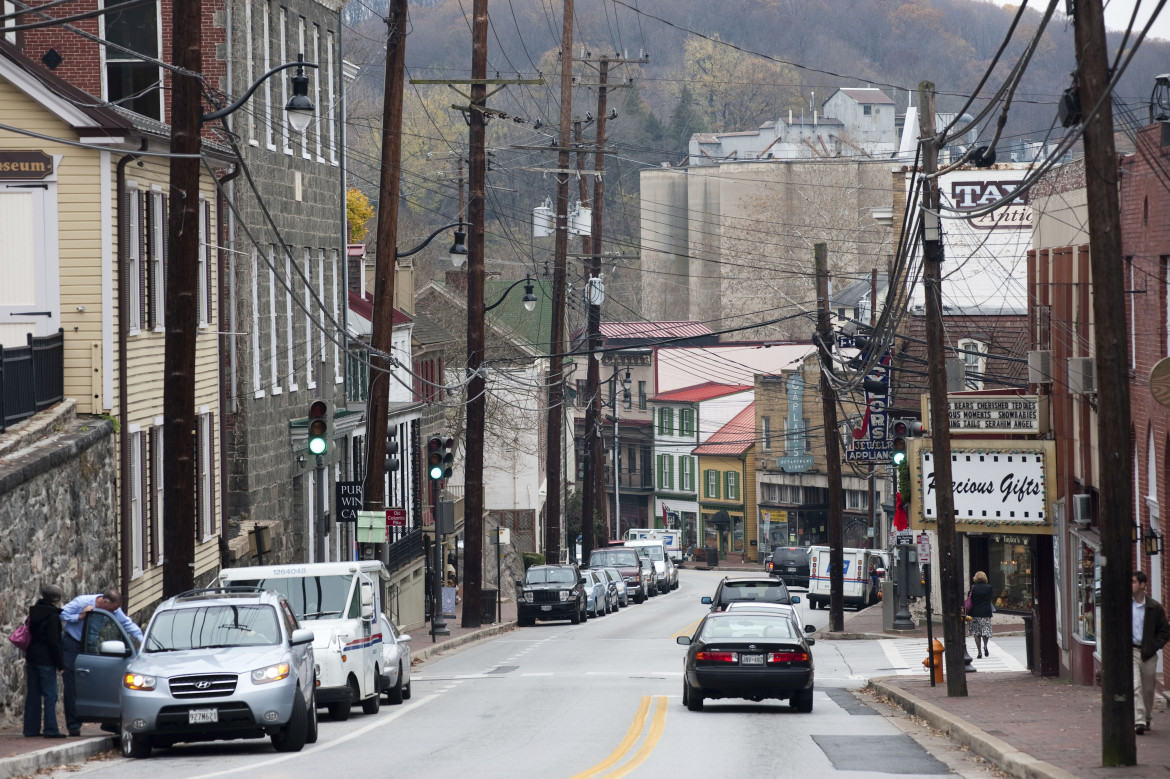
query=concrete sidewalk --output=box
[817,601,1026,640]
[871,672,1170,778]
[0,599,516,778]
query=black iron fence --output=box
[0,329,64,432]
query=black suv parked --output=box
[765,547,811,588]
[516,565,587,625]
[702,576,797,612]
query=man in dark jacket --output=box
[1132,571,1170,734]
[22,584,65,738]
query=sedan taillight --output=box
[695,651,738,663]
[767,651,809,664]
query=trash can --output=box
[481,589,497,624]
[1022,613,1034,671]
[705,547,719,567]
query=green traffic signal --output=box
[307,399,329,455]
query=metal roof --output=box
[598,321,714,340]
[833,88,895,105]
[693,403,756,456]
[651,381,752,404]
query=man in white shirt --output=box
[1132,571,1170,734]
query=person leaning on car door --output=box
[60,589,143,736]
[23,584,65,738]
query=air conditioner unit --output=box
[1028,350,1053,384]
[1072,494,1092,526]
[1068,357,1096,394]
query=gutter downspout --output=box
[217,163,241,566]
[117,143,145,609]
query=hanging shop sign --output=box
[845,350,892,462]
[0,150,53,180]
[906,439,1055,534]
[923,394,1047,434]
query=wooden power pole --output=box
[363,0,408,512]
[1073,0,1135,764]
[162,0,202,598]
[545,0,575,564]
[814,243,845,632]
[590,58,611,546]
[576,118,598,563]
[917,81,966,696]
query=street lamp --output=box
[202,54,319,127]
[484,275,537,313]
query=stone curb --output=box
[0,735,114,779]
[869,678,1080,779]
[412,621,518,666]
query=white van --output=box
[806,547,882,610]
[625,539,674,594]
[218,561,391,720]
[625,528,683,563]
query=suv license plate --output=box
[541,605,552,611]
[188,708,218,724]
[740,654,764,665]
[788,567,798,572]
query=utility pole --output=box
[576,118,598,564]
[546,0,575,564]
[590,58,611,545]
[463,0,488,626]
[161,0,202,598]
[814,243,845,632]
[362,0,407,513]
[917,81,966,697]
[1073,0,1134,765]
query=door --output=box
[74,609,134,723]
[0,183,59,341]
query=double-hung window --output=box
[725,471,740,501]
[705,469,719,499]
[103,0,162,120]
[659,407,674,435]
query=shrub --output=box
[521,552,546,570]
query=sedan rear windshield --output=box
[720,581,789,603]
[525,567,577,584]
[591,550,639,568]
[634,546,665,561]
[146,605,282,651]
[701,616,798,640]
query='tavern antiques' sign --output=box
[0,151,53,180]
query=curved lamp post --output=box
[202,54,319,127]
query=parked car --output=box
[73,587,317,759]
[765,547,812,589]
[581,569,610,617]
[702,576,799,612]
[516,565,587,625]
[601,567,629,607]
[377,615,412,704]
[589,547,651,603]
[627,540,671,595]
[676,612,816,712]
[663,554,679,590]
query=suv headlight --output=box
[123,673,156,691]
[251,663,291,684]
[522,590,534,603]
[559,590,572,601]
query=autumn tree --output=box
[346,187,375,243]
[680,34,802,133]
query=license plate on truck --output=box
[188,708,218,724]
[541,605,551,611]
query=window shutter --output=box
[203,200,213,324]
[140,432,150,566]
[160,194,169,325]
[138,192,148,329]
[148,427,160,563]
[207,412,216,535]
[194,415,203,539]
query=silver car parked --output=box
[73,587,316,759]
[377,614,413,704]
[600,567,629,607]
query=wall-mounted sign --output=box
[907,439,1055,535]
[601,352,652,366]
[846,350,892,462]
[775,372,814,472]
[386,508,407,527]
[924,394,1047,434]
[950,179,1032,230]
[0,150,53,180]
[336,481,362,523]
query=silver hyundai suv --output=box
[73,587,316,759]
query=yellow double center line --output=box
[570,695,668,779]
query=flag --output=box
[894,493,909,531]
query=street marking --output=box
[193,694,438,778]
[568,696,652,779]
[670,618,702,640]
[602,696,668,778]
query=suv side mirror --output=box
[290,628,315,646]
[515,580,524,590]
[99,640,131,658]
[791,595,801,604]
[701,596,712,604]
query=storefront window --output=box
[1076,540,1098,642]
[987,535,1033,612]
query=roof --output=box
[831,88,895,105]
[831,274,888,307]
[0,40,131,135]
[693,403,755,456]
[410,309,454,347]
[599,321,714,340]
[347,290,411,337]
[651,381,752,404]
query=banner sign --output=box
[845,350,891,462]
[908,439,1056,534]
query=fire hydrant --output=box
[922,639,944,683]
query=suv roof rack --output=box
[173,586,268,601]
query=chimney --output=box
[445,268,468,295]
[814,108,818,126]
[788,108,792,125]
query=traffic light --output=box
[307,399,330,455]
[427,436,454,481]
[890,418,927,465]
[385,423,400,472]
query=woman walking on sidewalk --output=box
[967,571,994,659]
[22,584,65,739]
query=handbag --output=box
[963,588,973,614]
[8,619,31,652]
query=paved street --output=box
[42,569,1006,778]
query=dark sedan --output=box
[676,612,816,712]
